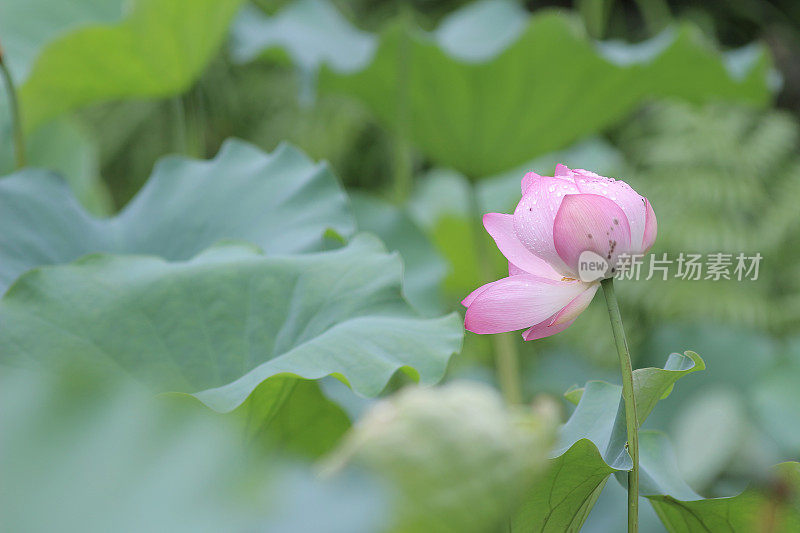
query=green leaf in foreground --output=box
[324,381,556,533]
[0,0,244,130]
[0,235,463,426]
[237,0,773,176]
[515,350,800,532]
[0,367,386,532]
[0,139,354,293]
[513,351,705,531]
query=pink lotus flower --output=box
[463,165,657,340]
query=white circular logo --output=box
[577,250,610,282]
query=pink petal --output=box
[641,197,657,253]
[461,279,498,308]
[554,164,573,178]
[572,170,647,248]
[464,275,589,334]
[521,171,540,194]
[508,262,525,276]
[550,283,599,325]
[521,277,600,339]
[553,194,632,276]
[571,168,605,180]
[513,176,579,276]
[484,213,561,280]
[522,315,574,341]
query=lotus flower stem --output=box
[392,8,413,204]
[633,0,671,34]
[492,329,523,405]
[172,96,189,155]
[600,277,639,533]
[392,137,413,203]
[171,93,204,158]
[0,46,26,169]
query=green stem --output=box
[600,277,639,533]
[392,7,413,203]
[0,52,26,169]
[468,185,523,405]
[633,0,671,35]
[492,329,523,405]
[392,137,413,203]
[172,96,189,155]
[170,91,204,158]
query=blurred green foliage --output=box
[0,366,388,533]
[324,381,556,533]
[1,0,245,131]
[2,0,800,531]
[616,101,800,333]
[235,0,773,177]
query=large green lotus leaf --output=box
[0,367,386,532]
[324,381,556,533]
[237,0,773,176]
[0,0,243,131]
[512,351,704,532]
[517,349,800,532]
[0,139,354,293]
[350,191,447,316]
[0,235,463,415]
[0,0,125,83]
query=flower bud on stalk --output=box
[462,165,656,340]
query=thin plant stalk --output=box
[170,90,205,158]
[172,96,189,155]
[0,47,26,169]
[491,327,523,405]
[633,0,671,34]
[392,136,413,203]
[392,8,413,203]
[601,277,639,533]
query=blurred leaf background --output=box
[2,0,800,531]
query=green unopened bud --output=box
[323,381,556,533]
